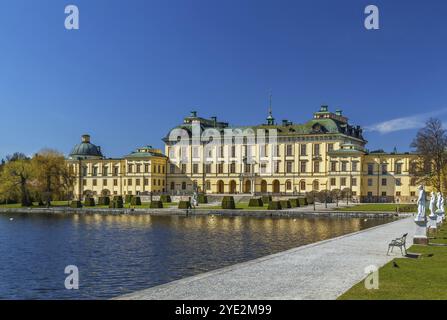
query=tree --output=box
[410,118,447,193]
[330,189,342,207]
[341,187,351,205]
[0,156,33,206]
[32,149,74,206]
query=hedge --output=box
[222,196,235,209]
[109,198,124,208]
[150,201,163,208]
[280,200,291,209]
[84,197,95,207]
[298,198,308,206]
[113,196,123,202]
[131,196,142,206]
[70,200,82,208]
[268,201,282,210]
[125,195,133,203]
[289,198,300,208]
[306,197,314,205]
[178,201,192,209]
[262,195,272,204]
[160,195,172,203]
[98,196,110,206]
[248,198,263,207]
[198,194,208,204]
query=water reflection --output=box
[0,213,394,299]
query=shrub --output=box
[84,197,95,207]
[150,201,163,208]
[222,196,235,209]
[109,198,123,209]
[306,197,314,205]
[178,201,192,209]
[262,195,272,204]
[98,196,110,206]
[198,194,208,204]
[125,195,133,203]
[298,198,308,206]
[70,200,82,208]
[113,196,123,202]
[280,200,291,209]
[289,198,300,208]
[268,201,282,210]
[160,195,172,203]
[131,196,142,206]
[248,198,263,207]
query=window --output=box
[300,144,307,156]
[136,179,140,186]
[395,163,402,174]
[331,162,337,172]
[103,179,107,186]
[367,163,374,175]
[92,167,98,176]
[410,178,417,186]
[286,144,293,156]
[286,180,292,190]
[83,179,87,186]
[244,164,251,173]
[113,166,119,176]
[192,146,199,158]
[367,191,373,197]
[352,162,358,172]
[341,162,347,172]
[170,164,176,173]
[170,182,175,190]
[368,178,373,187]
[219,145,224,157]
[205,164,211,174]
[260,163,267,174]
[314,144,320,156]
[206,180,211,190]
[136,164,141,173]
[352,178,357,186]
[144,164,150,173]
[396,191,401,196]
[381,191,387,196]
[411,191,416,197]
[82,166,88,176]
[381,178,387,186]
[103,166,108,176]
[341,177,347,186]
[93,179,97,186]
[230,162,236,174]
[300,161,307,173]
[396,178,402,186]
[313,161,320,173]
[286,161,293,173]
[300,180,306,191]
[231,145,236,158]
[181,164,186,174]
[274,161,280,174]
[275,144,280,157]
[218,163,224,174]
[193,164,199,174]
[144,179,149,186]
[113,179,118,186]
[327,143,334,152]
[381,163,388,175]
[182,182,186,190]
[330,178,336,186]
[128,164,133,174]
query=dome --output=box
[69,135,104,159]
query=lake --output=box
[0,212,394,299]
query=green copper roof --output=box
[125,146,166,158]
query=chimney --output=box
[82,134,91,143]
[320,105,328,112]
[335,109,343,116]
[190,111,197,117]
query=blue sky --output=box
[1,0,446,159]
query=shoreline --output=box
[0,207,411,218]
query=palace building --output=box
[67,106,419,203]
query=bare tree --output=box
[410,118,447,193]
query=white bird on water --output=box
[9,218,14,221]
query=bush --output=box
[125,195,133,203]
[306,197,314,205]
[298,198,308,206]
[198,194,208,204]
[262,195,272,204]
[113,196,123,202]
[98,196,110,206]
[160,195,172,203]
[70,200,82,208]
[150,201,163,208]
[289,198,300,208]
[178,201,192,209]
[109,198,123,209]
[84,197,95,207]
[268,201,282,210]
[280,200,291,209]
[222,196,235,209]
[248,198,263,207]
[131,196,142,206]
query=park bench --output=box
[387,233,408,256]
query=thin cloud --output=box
[365,108,447,134]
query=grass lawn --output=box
[335,203,417,213]
[0,201,179,209]
[340,222,447,300]
[0,201,70,208]
[196,202,270,210]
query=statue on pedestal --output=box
[429,192,437,217]
[192,190,198,208]
[415,185,426,222]
[436,192,445,214]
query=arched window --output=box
[286,180,292,190]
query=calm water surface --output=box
[0,213,394,299]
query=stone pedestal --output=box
[413,219,428,245]
[436,210,444,225]
[428,215,438,230]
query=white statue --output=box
[436,192,445,214]
[192,191,198,207]
[415,185,426,222]
[429,192,436,217]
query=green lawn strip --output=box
[335,204,417,212]
[339,244,447,300]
